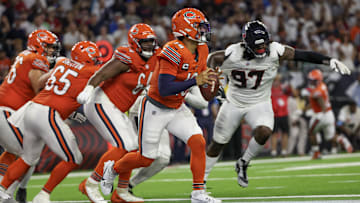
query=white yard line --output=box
[30,153,360,180]
[277,162,360,171]
[26,194,360,202]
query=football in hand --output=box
[200,73,220,101]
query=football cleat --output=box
[312,151,322,160]
[32,190,50,203]
[79,178,107,203]
[111,187,144,203]
[0,186,10,201]
[100,161,117,195]
[15,188,27,203]
[191,190,221,203]
[235,159,249,187]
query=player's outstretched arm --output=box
[207,50,225,69]
[280,45,351,75]
[77,57,129,104]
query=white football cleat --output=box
[79,178,107,203]
[0,186,11,202]
[100,161,117,195]
[112,188,144,202]
[191,190,221,203]
[32,190,50,203]
[235,159,249,187]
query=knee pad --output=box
[254,126,272,145]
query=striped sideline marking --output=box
[277,162,360,171]
[27,195,360,202]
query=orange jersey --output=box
[101,46,160,112]
[0,50,49,110]
[148,40,208,109]
[309,82,332,113]
[33,58,99,119]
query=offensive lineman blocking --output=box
[0,41,101,202]
[0,29,60,202]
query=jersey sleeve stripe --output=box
[161,50,180,65]
[115,53,132,64]
[167,46,181,58]
[115,50,131,60]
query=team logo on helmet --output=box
[130,27,139,35]
[85,46,97,55]
[184,11,196,19]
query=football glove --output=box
[215,85,226,103]
[68,111,86,123]
[330,58,351,75]
[77,85,94,104]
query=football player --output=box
[127,85,208,194]
[307,69,352,159]
[205,21,351,187]
[0,41,101,202]
[98,8,221,203]
[77,23,161,202]
[0,29,60,202]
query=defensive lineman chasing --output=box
[205,20,351,187]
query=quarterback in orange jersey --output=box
[76,23,160,202]
[0,41,101,203]
[307,69,351,159]
[0,29,60,202]
[99,8,222,203]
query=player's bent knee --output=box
[156,156,170,168]
[74,153,83,165]
[187,134,206,151]
[254,126,272,145]
[207,140,225,157]
[139,155,155,167]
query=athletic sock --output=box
[187,134,206,190]
[92,147,127,180]
[204,154,220,181]
[242,137,263,164]
[43,161,78,193]
[1,158,29,189]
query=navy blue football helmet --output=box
[242,21,270,58]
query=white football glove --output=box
[77,85,94,104]
[330,58,351,75]
[68,111,87,123]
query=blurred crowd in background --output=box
[1,0,360,163]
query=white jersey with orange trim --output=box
[221,42,285,108]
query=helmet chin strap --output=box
[140,51,153,58]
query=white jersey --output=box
[338,105,360,133]
[221,42,285,107]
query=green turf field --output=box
[25,153,360,202]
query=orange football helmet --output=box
[27,29,60,60]
[308,69,323,88]
[71,41,101,65]
[172,8,210,43]
[128,23,157,58]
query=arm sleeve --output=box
[158,59,196,96]
[294,49,331,64]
